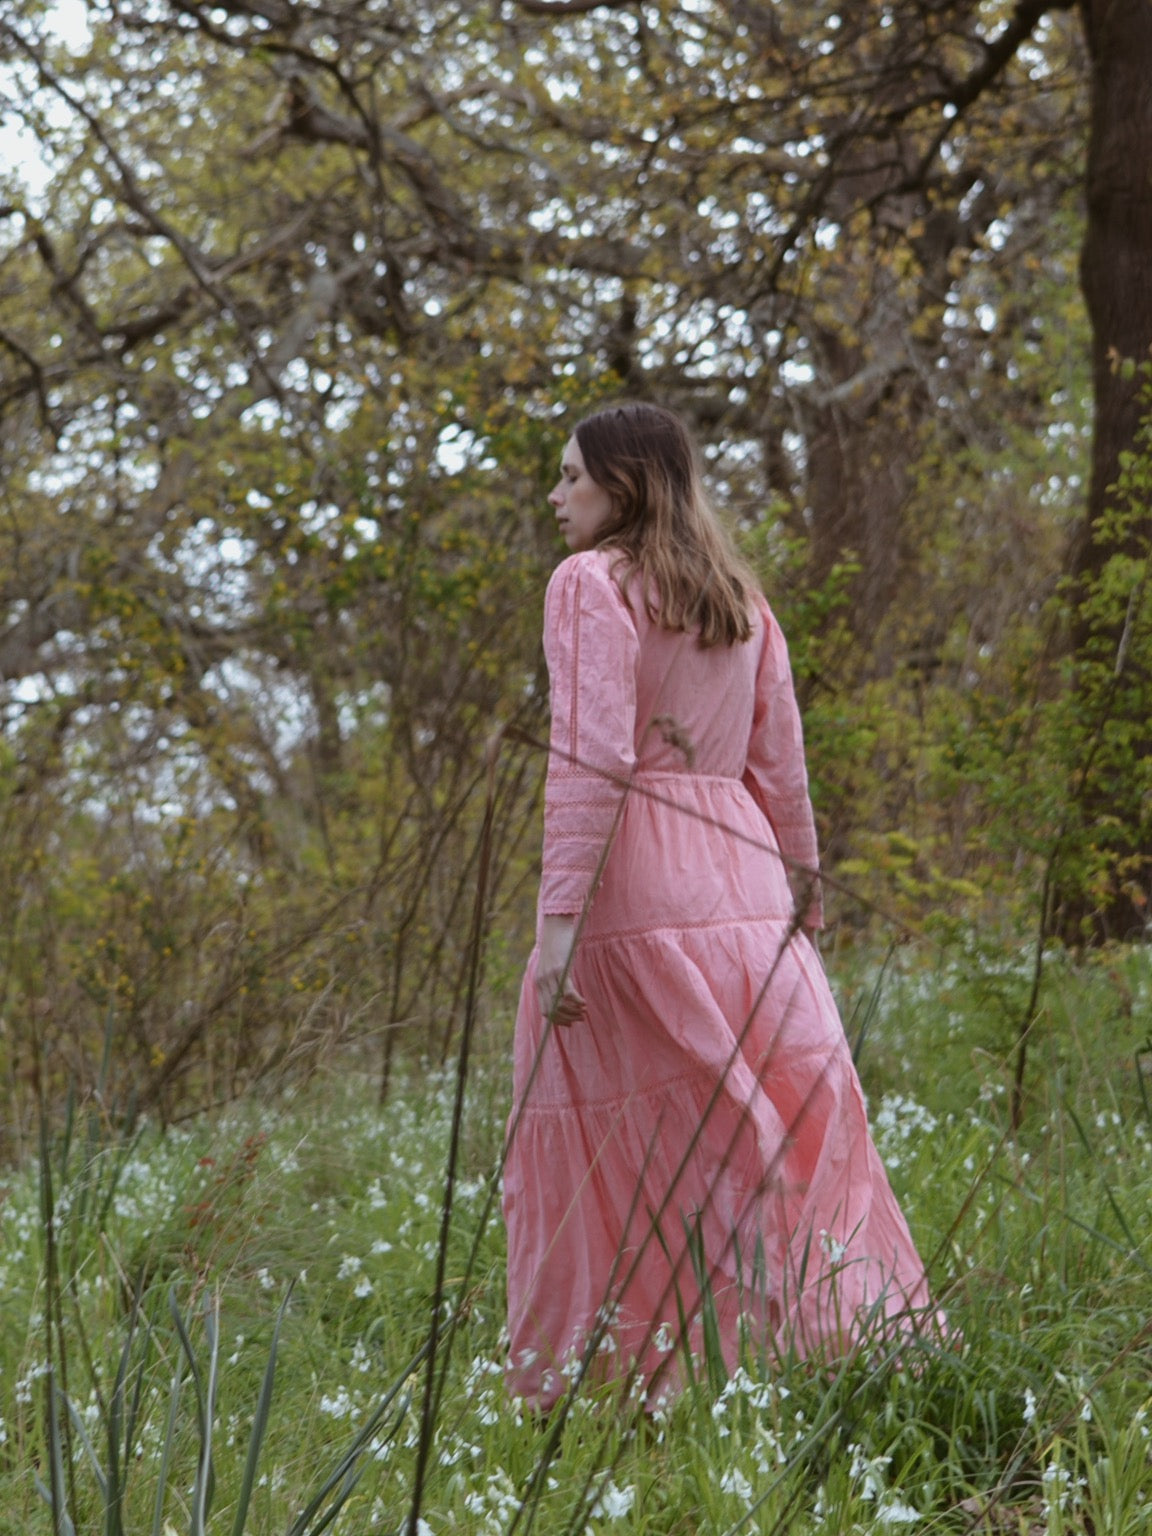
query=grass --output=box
[2,934,1151,1534]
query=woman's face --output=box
[549,436,613,552]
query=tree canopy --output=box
[2,0,1151,1123]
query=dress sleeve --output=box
[742,595,824,929]
[538,554,639,918]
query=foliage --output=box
[1047,371,1152,937]
[0,0,1144,1127]
[2,937,1152,1533]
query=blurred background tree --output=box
[1,0,1149,1132]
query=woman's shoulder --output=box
[542,551,643,658]
[545,549,631,609]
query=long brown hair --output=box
[573,402,754,647]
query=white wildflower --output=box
[848,1442,892,1501]
[1041,1461,1070,1516]
[720,1467,753,1501]
[877,1496,921,1524]
[591,1480,635,1519]
[819,1229,848,1264]
[319,1386,356,1418]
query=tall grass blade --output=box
[94,1121,146,1236]
[72,1005,117,1235]
[104,1307,132,1536]
[194,1292,221,1536]
[1063,1096,1145,1259]
[40,1091,79,1524]
[169,1287,205,1429]
[229,1282,295,1536]
[39,1373,78,1536]
[284,1346,423,1536]
[1136,1037,1152,1122]
[170,1287,219,1536]
[282,1402,400,1536]
[848,941,895,1066]
[408,737,504,1536]
[34,1472,77,1536]
[685,1215,726,1395]
[149,1358,185,1536]
[57,1085,77,1188]
[299,1463,364,1536]
[63,1389,109,1500]
[118,1302,153,1535]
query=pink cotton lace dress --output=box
[503,550,938,1411]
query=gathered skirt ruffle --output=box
[504,914,939,1410]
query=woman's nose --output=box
[549,484,563,506]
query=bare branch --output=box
[517,0,633,13]
[948,0,1078,114]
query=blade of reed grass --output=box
[282,1399,404,1536]
[283,1343,425,1536]
[39,1372,78,1536]
[1136,1038,1152,1122]
[119,1303,153,1533]
[149,1358,186,1536]
[195,1293,221,1536]
[57,1086,77,1188]
[719,1344,900,1536]
[34,1472,77,1536]
[995,1171,1139,1264]
[102,1284,155,1536]
[407,735,503,1536]
[655,1216,700,1400]
[62,1390,109,1501]
[298,1464,363,1536]
[60,1394,107,1499]
[1062,1097,1146,1261]
[170,1288,219,1536]
[71,1005,117,1235]
[104,1302,135,1536]
[229,1282,295,1536]
[92,1120,146,1237]
[685,1216,726,1395]
[422,728,634,1459]
[40,1094,79,1523]
[848,942,896,1066]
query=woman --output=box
[503,403,937,1412]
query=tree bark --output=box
[1077,0,1152,556]
[1059,0,1152,939]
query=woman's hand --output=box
[536,914,587,1027]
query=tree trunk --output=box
[1077,0,1152,551]
[1058,0,1152,939]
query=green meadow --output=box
[3,936,1151,1535]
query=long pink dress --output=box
[503,549,937,1410]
